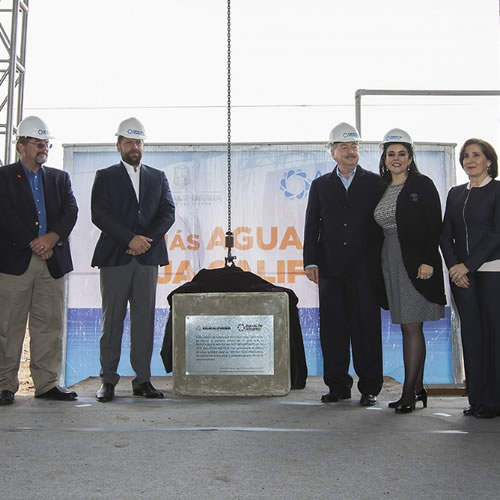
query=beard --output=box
[122,150,142,167]
[35,152,48,165]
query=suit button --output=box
[343,223,348,227]
[343,242,348,246]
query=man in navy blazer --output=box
[91,118,175,402]
[303,122,383,406]
[0,116,78,405]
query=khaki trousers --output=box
[0,254,64,395]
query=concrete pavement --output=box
[1,376,499,499]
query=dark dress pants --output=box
[99,259,158,388]
[452,272,500,409]
[318,267,383,396]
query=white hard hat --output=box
[328,122,360,144]
[115,117,147,140]
[16,115,54,140]
[381,128,413,146]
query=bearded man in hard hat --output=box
[91,117,175,402]
[303,122,384,406]
[0,116,79,405]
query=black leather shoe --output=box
[35,386,77,401]
[475,407,496,419]
[96,383,115,402]
[133,381,164,398]
[0,390,14,405]
[360,394,377,406]
[320,389,351,403]
[463,405,477,416]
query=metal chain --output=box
[226,0,232,233]
[225,0,236,266]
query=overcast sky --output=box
[23,0,500,180]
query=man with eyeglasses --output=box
[91,117,175,402]
[0,116,79,405]
[303,122,384,407]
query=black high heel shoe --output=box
[389,389,427,409]
[395,400,416,414]
[388,398,401,409]
[416,389,428,408]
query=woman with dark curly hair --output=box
[440,138,500,419]
[374,128,446,413]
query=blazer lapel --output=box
[329,168,344,188]
[138,165,150,206]
[349,165,363,187]
[118,163,138,203]
[15,162,37,215]
[41,166,56,222]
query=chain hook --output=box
[225,0,236,267]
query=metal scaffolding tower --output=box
[0,0,28,166]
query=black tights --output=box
[400,322,426,403]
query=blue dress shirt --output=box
[22,164,47,236]
[336,165,357,190]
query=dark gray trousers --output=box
[99,259,158,388]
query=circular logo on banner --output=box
[280,169,311,200]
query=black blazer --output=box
[440,179,500,272]
[91,163,175,268]
[0,161,78,279]
[303,165,383,277]
[381,171,446,305]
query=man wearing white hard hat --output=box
[303,122,384,406]
[91,118,175,402]
[0,116,79,405]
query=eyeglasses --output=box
[28,140,52,150]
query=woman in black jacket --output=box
[374,129,446,413]
[440,138,500,419]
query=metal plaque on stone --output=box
[172,292,290,396]
[185,315,274,375]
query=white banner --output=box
[64,143,454,386]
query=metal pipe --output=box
[5,0,20,164]
[17,0,29,136]
[354,89,500,136]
